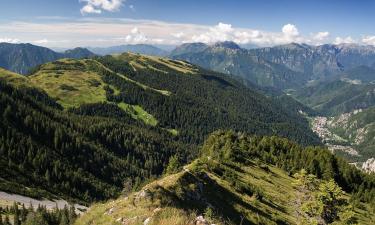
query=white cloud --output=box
[190,22,305,45]
[191,22,234,43]
[81,4,102,14]
[333,36,356,45]
[313,31,330,41]
[121,26,148,43]
[1,17,372,48]
[80,0,125,15]
[282,24,299,37]
[0,38,20,43]
[362,36,375,45]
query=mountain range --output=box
[3,41,375,91]
[171,41,375,90]
[1,42,375,224]
[0,43,95,74]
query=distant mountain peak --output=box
[212,41,241,50]
[64,47,95,56]
[276,42,311,50]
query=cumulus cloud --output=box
[120,27,148,43]
[282,24,299,37]
[3,17,374,48]
[190,22,305,46]
[362,36,375,45]
[80,0,125,15]
[191,22,234,43]
[333,36,356,45]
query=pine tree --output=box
[164,155,180,175]
[317,179,344,223]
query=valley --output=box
[1,3,375,222]
[0,42,375,225]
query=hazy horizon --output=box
[1,0,375,48]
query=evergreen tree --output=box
[165,155,180,175]
[317,180,345,223]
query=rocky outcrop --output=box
[362,158,375,173]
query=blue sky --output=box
[0,0,374,48]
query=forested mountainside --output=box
[0,43,95,74]
[26,53,319,145]
[293,80,375,116]
[0,53,320,204]
[171,42,375,90]
[292,64,375,116]
[77,131,375,225]
[0,78,190,202]
[171,42,306,90]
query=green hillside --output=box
[0,53,322,204]
[340,65,375,83]
[76,131,375,225]
[23,53,320,146]
[29,59,108,108]
[0,67,31,87]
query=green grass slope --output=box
[25,58,164,126]
[29,59,108,108]
[76,160,299,225]
[76,131,375,225]
[0,67,32,88]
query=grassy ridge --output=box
[29,59,107,108]
[76,160,300,225]
[76,131,375,225]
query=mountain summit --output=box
[213,41,241,50]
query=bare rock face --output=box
[362,158,375,173]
